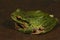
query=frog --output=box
[11,9,57,34]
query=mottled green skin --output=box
[11,9,57,34]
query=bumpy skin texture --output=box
[11,9,57,34]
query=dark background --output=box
[0,0,60,40]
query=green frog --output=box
[11,9,57,34]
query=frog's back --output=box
[12,9,48,17]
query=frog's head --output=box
[11,9,57,34]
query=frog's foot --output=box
[32,27,45,34]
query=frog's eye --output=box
[38,27,44,31]
[16,16,22,20]
[38,28,44,31]
[16,16,29,24]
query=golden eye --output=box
[16,16,22,20]
[16,16,29,23]
[38,27,44,31]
